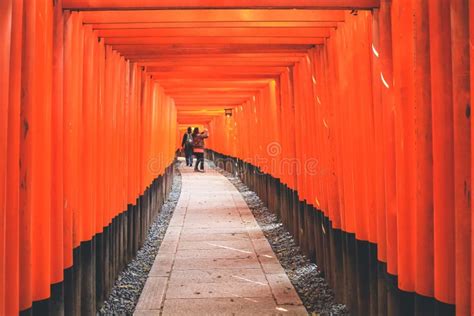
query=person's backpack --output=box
[193,135,204,148]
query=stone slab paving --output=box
[135,163,307,315]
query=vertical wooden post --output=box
[19,0,37,310]
[371,4,387,264]
[50,0,65,313]
[451,0,471,313]
[379,0,398,276]
[392,0,416,292]
[0,0,13,314]
[471,2,474,315]
[429,0,455,304]
[413,0,434,299]
[469,3,474,314]
[5,0,23,314]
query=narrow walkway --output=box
[134,162,307,315]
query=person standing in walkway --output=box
[181,127,194,167]
[192,127,208,172]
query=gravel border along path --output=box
[213,164,349,316]
[99,164,182,315]
[100,160,348,315]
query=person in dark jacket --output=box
[181,127,194,166]
[192,127,208,172]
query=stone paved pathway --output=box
[135,163,307,315]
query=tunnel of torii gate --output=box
[0,0,473,315]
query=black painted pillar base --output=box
[50,281,64,316]
[206,150,456,316]
[21,163,176,315]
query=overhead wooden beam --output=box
[156,79,271,87]
[80,10,346,23]
[104,36,325,45]
[126,50,310,59]
[174,100,254,105]
[153,76,279,82]
[177,118,213,124]
[178,114,228,118]
[90,21,339,29]
[173,92,257,97]
[147,65,288,72]
[176,105,239,109]
[175,100,248,105]
[178,110,226,114]
[178,110,225,114]
[161,84,268,92]
[178,117,213,121]
[174,98,250,103]
[164,88,260,93]
[128,53,308,62]
[96,27,331,38]
[141,60,296,67]
[111,44,314,56]
[64,0,380,10]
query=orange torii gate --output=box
[1,0,473,315]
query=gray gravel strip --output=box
[99,163,182,315]
[213,164,349,316]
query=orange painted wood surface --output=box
[0,0,13,314]
[1,1,472,314]
[5,0,23,313]
[429,0,456,304]
[63,0,380,10]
